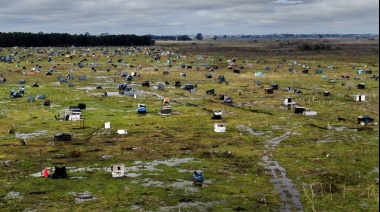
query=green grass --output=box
[0,39,378,211]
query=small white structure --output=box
[215,110,223,116]
[214,123,226,132]
[117,129,128,135]
[303,109,317,116]
[283,97,296,106]
[354,94,366,102]
[104,92,120,97]
[105,122,111,129]
[111,164,125,178]
[70,112,81,121]
[63,110,81,121]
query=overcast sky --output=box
[0,0,378,36]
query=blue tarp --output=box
[255,72,266,76]
[193,171,204,182]
[137,104,146,113]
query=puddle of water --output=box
[76,86,96,91]
[69,191,97,203]
[327,126,359,132]
[271,125,285,130]
[237,103,253,107]
[178,200,223,209]
[125,173,141,178]
[15,130,49,139]
[236,124,266,135]
[372,167,379,173]
[130,164,158,172]
[236,124,254,134]
[169,179,199,193]
[29,158,204,195]
[68,167,109,173]
[69,176,85,179]
[315,138,337,144]
[328,126,348,131]
[139,178,165,187]
[130,205,142,211]
[5,191,23,199]
[30,158,197,177]
[359,201,369,209]
[260,132,304,212]
[131,177,213,193]
[132,158,196,169]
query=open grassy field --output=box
[0,38,378,211]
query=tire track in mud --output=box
[260,131,303,212]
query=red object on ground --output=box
[42,168,49,177]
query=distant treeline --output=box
[148,35,192,41]
[297,43,332,51]
[0,32,154,47]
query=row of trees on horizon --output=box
[0,32,155,47]
[1,32,376,48]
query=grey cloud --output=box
[0,0,377,35]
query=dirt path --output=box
[260,132,304,212]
